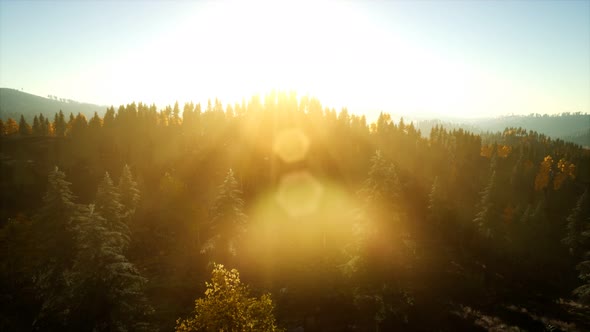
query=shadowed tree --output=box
[563,190,590,256]
[95,172,129,250]
[65,205,154,332]
[473,170,499,238]
[19,114,31,136]
[118,164,141,218]
[32,167,81,330]
[53,110,67,137]
[32,115,42,136]
[201,169,247,263]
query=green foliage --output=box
[67,205,154,332]
[33,167,81,329]
[1,94,589,331]
[176,263,281,332]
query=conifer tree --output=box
[118,164,141,217]
[201,169,247,261]
[32,115,41,136]
[427,176,443,225]
[53,110,67,137]
[473,171,499,238]
[39,114,48,136]
[33,167,81,329]
[19,114,31,136]
[95,172,129,250]
[563,190,589,256]
[362,150,400,206]
[66,205,154,332]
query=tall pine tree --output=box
[66,205,154,332]
[32,167,81,330]
[95,172,129,250]
[201,169,247,262]
[118,164,141,217]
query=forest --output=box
[1,92,590,331]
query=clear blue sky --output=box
[1,0,588,119]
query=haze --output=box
[1,0,589,119]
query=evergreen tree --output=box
[103,106,116,130]
[563,190,590,256]
[88,112,102,131]
[95,172,129,250]
[118,164,141,217]
[53,110,67,137]
[70,113,88,139]
[32,167,81,330]
[473,170,499,238]
[66,205,154,332]
[362,150,400,205]
[32,115,42,136]
[39,114,49,136]
[19,114,31,136]
[201,169,247,261]
[427,176,443,225]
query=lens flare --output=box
[273,128,310,164]
[275,171,324,218]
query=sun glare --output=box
[65,0,534,119]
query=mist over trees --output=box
[1,91,589,331]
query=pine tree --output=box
[572,191,590,303]
[39,114,49,136]
[563,190,589,256]
[118,164,141,217]
[427,176,443,225]
[32,167,81,329]
[19,114,31,136]
[88,112,102,131]
[53,110,67,137]
[66,204,154,332]
[362,150,400,206]
[95,172,129,250]
[70,113,88,139]
[201,169,247,261]
[103,106,116,130]
[32,115,42,136]
[473,170,499,238]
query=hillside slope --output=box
[0,88,106,121]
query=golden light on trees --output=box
[535,155,553,191]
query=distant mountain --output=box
[417,113,590,147]
[0,88,107,121]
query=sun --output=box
[95,0,502,119]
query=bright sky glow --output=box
[1,0,588,119]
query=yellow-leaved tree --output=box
[176,263,282,332]
[534,156,554,191]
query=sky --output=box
[0,0,589,120]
